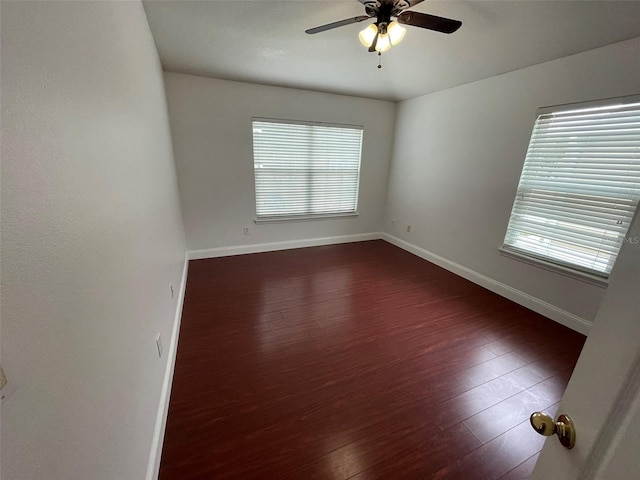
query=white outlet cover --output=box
[156,333,163,358]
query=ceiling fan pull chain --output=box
[378,51,382,69]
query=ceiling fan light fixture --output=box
[358,23,378,47]
[388,21,406,45]
[375,32,391,52]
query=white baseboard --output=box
[146,252,189,480]
[188,232,382,260]
[381,233,592,335]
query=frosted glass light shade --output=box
[358,23,378,47]
[375,33,391,52]
[388,21,406,45]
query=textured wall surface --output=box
[1,2,186,479]
[385,37,640,323]
[164,72,396,251]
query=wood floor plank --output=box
[430,420,545,480]
[499,453,540,480]
[433,361,552,430]
[159,240,585,479]
[344,423,482,480]
[462,373,569,444]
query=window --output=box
[252,118,363,221]
[501,96,640,283]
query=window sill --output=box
[255,212,359,224]
[498,246,609,288]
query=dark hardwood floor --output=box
[159,240,586,479]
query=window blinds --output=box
[502,101,640,278]
[252,118,363,219]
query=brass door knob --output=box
[530,411,576,449]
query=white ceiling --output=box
[143,0,640,102]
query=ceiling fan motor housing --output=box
[364,0,414,27]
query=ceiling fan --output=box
[305,0,462,56]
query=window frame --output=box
[500,94,640,287]
[251,117,364,223]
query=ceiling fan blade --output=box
[396,11,462,34]
[305,15,370,34]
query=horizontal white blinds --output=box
[252,119,363,219]
[503,101,640,277]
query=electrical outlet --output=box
[243,226,250,235]
[156,333,163,358]
[170,283,174,298]
[407,225,412,232]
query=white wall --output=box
[1,2,186,479]
[163,72,395,252]
[385,37,640,325]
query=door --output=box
[530,214,640,479]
